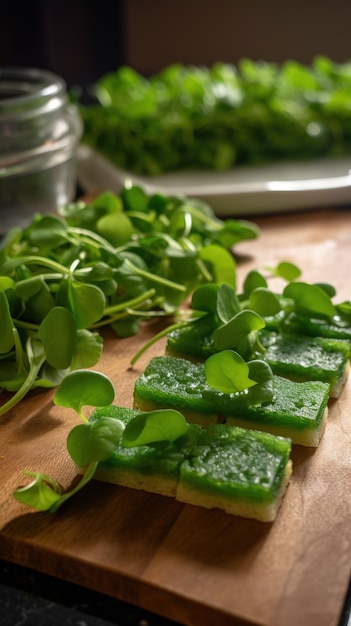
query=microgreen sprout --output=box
[204,350,274,405]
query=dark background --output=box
[1,0,351,94]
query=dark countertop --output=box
[1,558,350,626]
[0,559,181,626]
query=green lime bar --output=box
[259,330,350,397]
[89,406,292,522]
[177,424,292,522]
[133,356,330,446]
[166,325,350,398]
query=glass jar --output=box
[0,67,83,234]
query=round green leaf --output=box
[213,309,265,351]
[242,270,267,297]
[199,244,236,288]
[191,284,219,314]
[13,471,62,511]
[283,281,335,318]
[67,281,106,328]
[38,306,76,369]
[205,350,256,394]
[54,370,115,414]
[249,288,282,317]
[123,409,188,448]
[67,418,125,466]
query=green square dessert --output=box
[259,330,350,398]
[133,356,330,447]
[166,325,350,398]
[176,424,292,522]
[89,406,292,522]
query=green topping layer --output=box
[259,330,350,385]
[281,312,351,341]
[134,356,330,431]
[180,425,291,502]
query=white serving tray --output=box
[77,144,351,216]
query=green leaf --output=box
[70,330,103,369]
[18,278,55,324]
[248,288,282,316]
[67,281,106,328]
[205,350,257,394]
[268,261,302,282]
[122,409,188,448]
[27,215,68,248]
[283,281,336,319]
[336,300,351,320]
[215,219,260,247]
[54,369,115,414]
[67,417,125,466]
[191,284,219,314]
[213,309,265,351]
[97,211,134,246]
[38,307,76,369]
[0,276,15,291]
[242,270,267,297]
[216,283,241,323]
[199,244,236,288]
[245,360,274,405]
[314,282,336,298]
[13,471,63,511]
[0,291,15,353]
[92,190,123,213]
[121,185,149,212]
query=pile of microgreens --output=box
[0,185,259,417]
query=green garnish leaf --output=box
[53,370,115,415]
[14,471,63,511]
[267,261,302,282]
[336,300,351,320]
[242,270,268,297]
[213,309,265,351]
[245,360,274,405]
[38,307,76,369]
[216,283,241,323]
[14,463,99,513]
[190,284,219,314]
[199,244,236,288]
[0,290,15,354]
[67,418,125,466]
[283,281,336,319]
[248,287,282,317]
[122,409,188,448]
[64,281,106,328]
[314,282,336,298]
[205,350,257,393]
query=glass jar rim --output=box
[0,67,68,119]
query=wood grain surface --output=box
[1,208,351,626]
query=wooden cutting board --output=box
[1,208,351,626]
